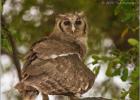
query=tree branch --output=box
[80,97,111,100]
[2,17,22,80]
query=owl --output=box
[16,12,95,100]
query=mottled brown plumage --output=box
[16,12,95,100]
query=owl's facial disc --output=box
[62,19,76,33]
[59,14,86,37]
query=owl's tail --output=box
[15,82,39,100]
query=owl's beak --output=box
[72,25,75,33]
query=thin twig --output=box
[2,17,22,80]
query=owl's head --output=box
[52,12,88,38]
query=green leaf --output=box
[128,38,139,46]
[1,35,12,52]
[92,55,100,60]
[93,66,100,75]
[129,65,139,100]
[129,81,139,100]
[130,66,139,81]
[112,67,121,76]
[114,3,121,15]
[114,0,138,22]
[92,60,98,65]
[121,12,135,22]
[106,62,114,77]
[120,90,129,99]
[121,67,128,81]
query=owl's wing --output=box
[22,37,81,76]
[21,54,95,95]
[19,37,95,95]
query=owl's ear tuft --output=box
[76,11,85,17]
[57,14,66,18]
[55,13,66,21]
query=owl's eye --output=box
[75,20,81,25]
[64,21,71,26]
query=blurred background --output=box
[1,0,139,100]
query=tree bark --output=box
[2,16,22,80]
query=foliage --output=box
[115,0,138,22]
[1,0,139,100]
[129,66,139,100]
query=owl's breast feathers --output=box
[16,37,95,96]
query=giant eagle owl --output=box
[16,12,95,100]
